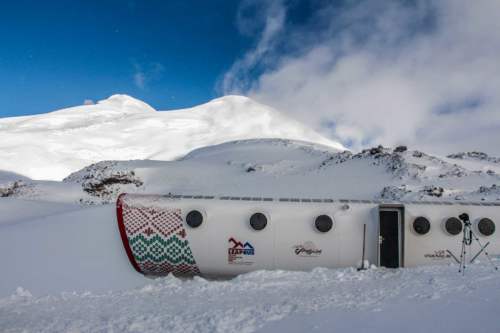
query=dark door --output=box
[379,210,401,268]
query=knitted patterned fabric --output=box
[116,194,200,276]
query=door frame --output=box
[378,205,405,268]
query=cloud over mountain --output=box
[221,0,500,155]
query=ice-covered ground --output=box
[1,264,499,332]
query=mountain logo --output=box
[228,237,255,265]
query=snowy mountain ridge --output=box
[2,139,499,205]
[0,94,344,180]
[50,94,157,115]
[447,151,500,164]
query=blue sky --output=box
[0,0,254,117]
[1,1,499,155]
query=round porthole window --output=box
[250,212,267,231]
[444,217,462,235]
[478,218,495,236]
[315,215,333,233]
[186,210,203,228]
[413,217,430,235]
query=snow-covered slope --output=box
[2,140,500,205]
[0,95,344,181]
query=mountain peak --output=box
[0,94,345,180]
[96,94,156,113]
[210,95,252,103]
[199,95,265,109]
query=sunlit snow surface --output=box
[1,265,499,332]
[0,95,343,180]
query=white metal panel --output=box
[120,194,500,276]
[404,204,500,267]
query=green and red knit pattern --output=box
[117,197,200,276]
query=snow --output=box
[1,264,499,332]
[1,97,500,332]
[3,139,499,206]
[0,170,30,184]
[0,204,146,297]
[0,95,344,180]
[1,141,500,332]
[0,198,81,226]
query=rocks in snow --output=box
[412,151,424,158]
[437,165,468,178]
[318,151,352,168]
[421,186,444,198]
[447,151,500,163]
[393,145,408,153]
[379,185,411,201]
[354,146,425,179]
[478,184,500,194]
[64,161,144,204]
[379,185,445,201]
[0,181,26,197]
[475,184,500,200]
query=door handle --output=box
[379,236,384,244]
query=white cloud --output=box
[133,71,146,89]
[133,62,164,90]
[222,0,500,155]
[220,0,286,93]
